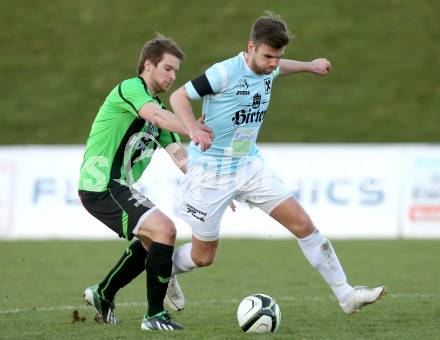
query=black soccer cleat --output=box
[84,284,119,324]
[140,310,184,331]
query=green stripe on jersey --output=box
[78,77,180,192]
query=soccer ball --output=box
[236,293,281,333]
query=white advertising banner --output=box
[0,147,114,239]
[260,145,402,238]
[400,146,440,238]
[0,144,439,239]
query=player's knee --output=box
[154,217,177,243]
[193,255,215,267]
[291,213,315,237]
[162,223,177,242]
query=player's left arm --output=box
[278,58,331,76]
[165,141,188,174]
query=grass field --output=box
[0,239,439,339]
[1,0,439,144]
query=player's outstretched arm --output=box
[139,102,189,136]
[170,86,213,152]
[279,58,331,76]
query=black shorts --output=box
[79,183,155,240]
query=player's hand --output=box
[189,126,212,152]
[196,114,212,134]
[311,58,331,76]
[190,114,213,152]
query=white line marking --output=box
[0,293,437,315]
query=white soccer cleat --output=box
[164,275,185,311]
[339,286,387,315]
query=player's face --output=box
[248,41,284,75]
[151,53,181,93]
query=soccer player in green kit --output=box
[78,34,211,331]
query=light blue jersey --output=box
[185,52,280,174]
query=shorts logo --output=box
[128,192,153,208]
[236,90,250,95]
[186,204,206,222]
[264,78,271,94]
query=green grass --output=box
[0,239,439,339]
[1,0,439,144]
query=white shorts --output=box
[174,157,291,241]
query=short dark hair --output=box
[137,33,184,75]
[250,12,292,49]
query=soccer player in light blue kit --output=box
[165,13,387,315]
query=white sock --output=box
[171,242,198,276]
[298,230,353,302]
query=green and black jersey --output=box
[78,76,180,192]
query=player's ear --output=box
[144,59,152,72]
[248,40,255,54]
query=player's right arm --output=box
[170,87,213,152]
[118,78,210,138]
[170,63,227,152]
[138,102,189,136]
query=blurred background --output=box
[1,0,438,144]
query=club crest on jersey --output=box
[130,123,158,152]
[252,93,261,109]
[145,122,158,139]
[264,78,271,94]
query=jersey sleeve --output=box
[117,79,156,117]
[157,128,181,148]
[185,62,229,100]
